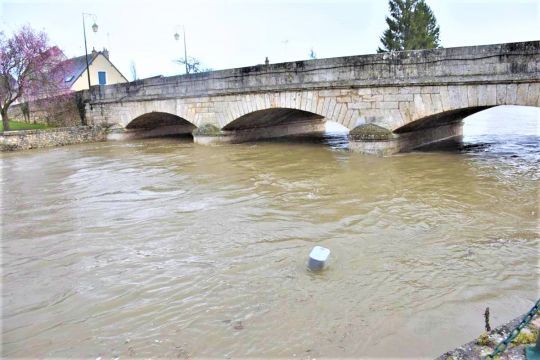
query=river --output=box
[1,106,538,358]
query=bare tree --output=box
[309,48,317,59]
[174,56,211,74]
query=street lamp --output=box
[82,13,98,89]
[174,26,189,74]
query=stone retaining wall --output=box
[8,93,83,127]
[0,126,106,151]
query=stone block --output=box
[291,92,300,109]
[318,89,340,97]
[244,95,254,113]
[284,92,292,108]
[477,84,491,106]
[336,96,352,103]
[300,93,308,110]
[447,85,463,109]
[467,85,479,107]
[413,93,426,117]
[336,103,347,122]
[322,97,331,117]
[348,101,372,110]
[399,102,412,123]
[357,88,372,96]
[485,84,497,105]
[398,87,417,94]
[526,83,539,106]
[430,93,444,115]
[316,97,324,114]
[420,86,440,94]
[438,86,451,111]
[496,84,507,105]
[343,109,356,128]
[378,101,399,109]
[359,94,383,102]
[327,99,338,119]
[383,94,414,102]
[279,92,287,108]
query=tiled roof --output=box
[61,52,99,88]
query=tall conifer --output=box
[377,0,440,53]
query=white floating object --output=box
[308,246,331,271]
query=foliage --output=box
[377,0,440,53]
[512,328,537,345]
[477,332,492,346]
[0,120,50,132]
[0,26,71,131]
[175,56,212,74]
[192,123,222,136]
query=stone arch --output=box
[390,82,539,133]
[121,111,196,139]
[219,91,354,130]
[126,111,196,130]
[393,106,492,134]
[222,107,324,131]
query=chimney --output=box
[102,47,109,60]
[91,47,98,57]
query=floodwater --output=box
[1,106,538,358]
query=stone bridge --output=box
[85,41,539,155]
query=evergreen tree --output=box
[377,0,440,53]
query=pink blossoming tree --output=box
[0,26,70,131]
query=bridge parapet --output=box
[87,41,539,104]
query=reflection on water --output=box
[1,106,538,358]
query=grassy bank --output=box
[0,120,51,132]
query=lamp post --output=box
[174,26,189,74]
[82,13,98,89]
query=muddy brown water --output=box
[1,106,538,358]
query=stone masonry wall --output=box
[8,94,83,127]
[0,126,106,151]
[87,83,539,133]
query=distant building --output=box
[63,48,128,91]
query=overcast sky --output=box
[2,0,539,80]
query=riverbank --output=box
[437,311,539,359]
[0,126,106,151]
[0,120,51,131]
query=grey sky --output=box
[2,0,539,80]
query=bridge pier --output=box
[193,120,326,145]
[348,122,464,156]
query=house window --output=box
[98,71,107,85]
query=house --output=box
[63,48,128,91]
[5,47,129,127]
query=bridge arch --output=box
[215,107,327,142]
[122,111,196,139]
[219,91,353,130]
[393,106,493,134]
[126,111,195,130]
[391,83,539,133]
[378,104,540,154]
[223,107,324,131]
